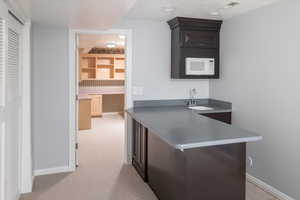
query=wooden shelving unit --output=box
[80,53,125,80]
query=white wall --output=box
[117,19,209,100]
[31,24,69,170]
[31,19,210,171]
[210,0,300,199]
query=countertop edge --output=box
[176,136,263,151]
[193,109,232,114]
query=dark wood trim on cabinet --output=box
[168,17,222,31]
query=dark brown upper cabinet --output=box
[180,31,219,48]
[168,17,222,79]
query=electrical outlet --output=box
[248,156,254,168]
[132,86,139,95]
[139,87,144,95]
[133,86,144,96]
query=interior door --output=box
[75,33,80,167]
[5,14,22,200]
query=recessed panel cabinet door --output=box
[132,120,148,181]
[140,126,147,172]
[132,120,139,163]
[180,31,218,48]
[89,95,102,117]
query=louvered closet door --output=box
[0,19,4,107]
[5,21,21,200]
[0,18,6,200]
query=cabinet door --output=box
[132,120,148,181]
[132,120,140,164]
[90,95,102,117]
[181,31,218,48]
[140,126,147,174]
[79,99,91,130]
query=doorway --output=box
[69,29,133,171]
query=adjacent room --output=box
[77,33,126,166]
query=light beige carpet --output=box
[21,114,278,200]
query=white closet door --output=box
[0,18,6,200]
[0,19,4,107]
[7,28,19,101]
[5,17,21,200]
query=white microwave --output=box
[185,57,215,75]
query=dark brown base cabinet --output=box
[147,133,246,200]
[201,112,232,124]
[131,112,246,200]
[132,120,148,181]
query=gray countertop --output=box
[127,103,262,151]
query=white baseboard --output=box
[34,166,71,176]
[246,173,295,200]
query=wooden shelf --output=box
[97,64,114,68]
[115,69,125,73]
[98,57,114,60]
[82,68,96,70]
[80,53,126,80]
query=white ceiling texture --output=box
[126,0,283,21]
[18,0,136,29]
[13,0,283,28]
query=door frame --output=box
[68,28,133,171]
[19,21,32,194]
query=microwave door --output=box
[185,58,215,75]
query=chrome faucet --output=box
[188,88,197,106]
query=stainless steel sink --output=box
[188,106,213,111]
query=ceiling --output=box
[27,0,136,29]
[13,0,283,28]
[125,0,282,21]
[79,34,126,51]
